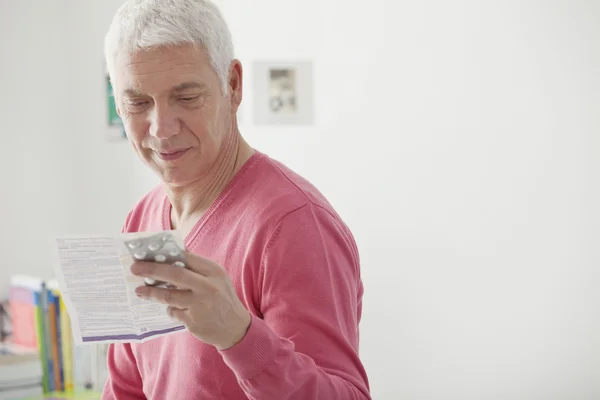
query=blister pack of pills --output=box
[123,231,187,288]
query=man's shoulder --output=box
[241,153,348,239]
[250,153,339,220]
[245,154,360,268]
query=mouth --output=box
[156,148,189,161]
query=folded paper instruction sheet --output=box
[51,231,188,345]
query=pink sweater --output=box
[102,151,371,399]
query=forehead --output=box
[115,43,215,94]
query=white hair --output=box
[104,0,234,94]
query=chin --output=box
[157,173,187,186]
[156,170,197,187]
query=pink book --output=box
[9,275,43,349]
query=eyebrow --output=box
[171,82,208,92]
[123,82,208,97]
[123,88,145,97]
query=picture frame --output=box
[252,60,314,126]
[106,73,127,140]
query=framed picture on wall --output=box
[106,73,127,140]
[252,60,314,126]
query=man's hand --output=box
[130,252,252,350]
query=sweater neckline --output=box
[160,150,265,247]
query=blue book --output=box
[41,283,55,393]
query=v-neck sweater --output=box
[101,151,371,399]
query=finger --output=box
[167,306,189,323]
[130,261,207,289]
[183,251,225,277]
[135,285,194,308]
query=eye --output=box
[125,99,150,111]
[179,96,200,103]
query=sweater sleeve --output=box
[101,343,146,399]
[219,204,371,399]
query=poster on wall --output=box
[236,101,244,125]
[252,60,314,126]
[106,74,127,140]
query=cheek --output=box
[182,114,212,139]
[125,116,149,143]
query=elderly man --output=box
[101,0,371,399]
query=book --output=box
[59,296,74,392]
[47,282,64,392]
[7,275,107,395]
[9,276,43,350]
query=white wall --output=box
[0,0,146,291]
[0,0,78,286]
[1,0,599,399]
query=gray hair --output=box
[104,0,234,94]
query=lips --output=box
[156,148,189,161]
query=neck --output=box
[166,129,254,229]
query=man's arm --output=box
[219,203,371,400]
[101,343,146,399]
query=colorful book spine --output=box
[9,275,42,349]
[60,294,74,391]
[53,289,65,392]
[48,290,62,392]
[41,282,56,393]
[9,275,95,394]
[33,290,50,394]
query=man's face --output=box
[114,43,240,186]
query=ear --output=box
[228,59,243,112]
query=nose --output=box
[148,104,180,139]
